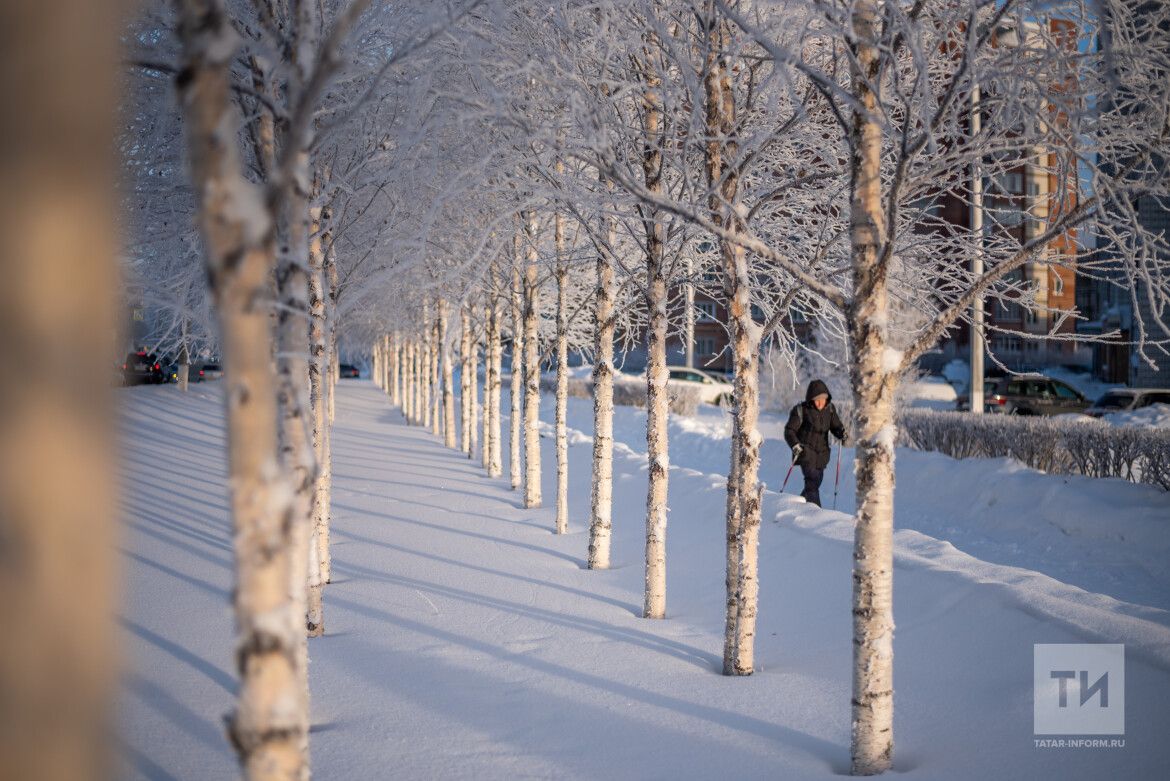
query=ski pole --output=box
[832,443,842,510]
[781,452,798,493]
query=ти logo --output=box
[1034,644,1125,736]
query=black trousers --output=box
[801,463,825,507]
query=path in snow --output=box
[119,381,1170,780]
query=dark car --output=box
[196,362,223,380]
[338,363,360,379]
[957,374,1090,415]
[1085,388,1170,418]
[122,351,167,386]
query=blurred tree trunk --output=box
[0,2,121,779]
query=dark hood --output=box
[805,379,831,402]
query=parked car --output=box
[665,366,733,406]
[122,351,167,386]
[338,363,360,379]
[956,374,1090,415]
[1085,388,1170,418]
[196,362,224,380]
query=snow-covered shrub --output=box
[897,411,1170,491]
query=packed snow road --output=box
[119,381,1170,779]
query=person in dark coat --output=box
[784,379,847,507]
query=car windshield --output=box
[1094,392,1133,409]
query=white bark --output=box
[487,278,504,478]
[588,211,616,570]
[642,61,669,620]
[326,241,338,427]
[307,206,328,636]
[479,308,490,468]
[405,340,413,420]
[509,261,524,491]
[373,340,382,389]
[703,12,763,676]
[522,210,542,510]
[554,207,569,534]
[440,300,457,448]
[175,5,308,776]
[425,303,435,430]
[460,306,473,453]
[849,2,895,773]
[465,306,475,460]
[391,331,401,408]
[431,316,442,437]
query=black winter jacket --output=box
[783,379,846,469]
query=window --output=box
[702,268,720,283]
[1025,381,1050,397]
[790,308,807,324]
[750,304,765,322]
[1052,382,1080,400]
[697,301,717,322]
[696,337,715,356]
[1142,393,1170,407]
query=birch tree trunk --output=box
[425,301,435,430]
[523,210,543,509]
[0,1,119,775]
[704,9,763,676]
[432,316,442,438]
[554,208,570,534]
[641,60,669,620]
[588,211,616,569]
[175,3,307,777]
[274,142,316,763]
[440,300,457,448]
[407,338,417,423]
[487,277,504,478]
[307,207,328,636]
[382,334,390,395]
[326,239,338,427]
[402,340,411,421]
[480,308,490,468]
[391,331,401,408]
[848,1,895,773]
[469,307,480,461]
[510,262,524,491]
[373,340,382,390]
[460,305,473,454]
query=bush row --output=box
[897,410,1170,491]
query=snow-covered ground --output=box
[119,380,1170,779]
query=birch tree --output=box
[0,1,121,776]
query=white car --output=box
[1085,388,1170,418]
[666,367,733,406]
